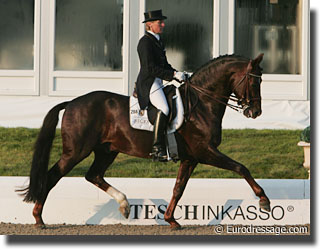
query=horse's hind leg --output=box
[32,162,62,226]
[85,146,130,219]
[202,146,271,212]
[33,152,89,227]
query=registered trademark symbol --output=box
[287,205,294,212]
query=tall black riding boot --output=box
[151,110,168,162]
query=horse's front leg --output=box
[164,159,198,229]
[200,146,271,212]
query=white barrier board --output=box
[0,97,310,129]
[0,177,310,226]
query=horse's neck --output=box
[191,73,232,104]
[189,69,234,121]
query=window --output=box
[146,0,213,72]
[234,0,302,75]
[0,0,34,70]
[54,0,123,71]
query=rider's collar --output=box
[147,31,160,41]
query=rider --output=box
[136,9,186,162]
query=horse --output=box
[18,53,270,229]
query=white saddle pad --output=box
[129,88,184,134]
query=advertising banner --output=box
[0,177,310,226]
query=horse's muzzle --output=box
[243,107,262,119]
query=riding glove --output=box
[174,71,187,82]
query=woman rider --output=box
[135,9,185,162]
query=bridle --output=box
[182,71,262,119]
[230,72,262,111]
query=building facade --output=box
[0,0,310,128]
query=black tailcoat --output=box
[136,32,176,110]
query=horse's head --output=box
[232,54,264,119]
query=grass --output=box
[0,127,308,179]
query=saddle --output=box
[130,84,185,162]
[148,85,178,125]
[130,84,184,134]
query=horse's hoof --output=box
[259,199,271,212]
[35,223,46,229]
[119,202,130,219]
[170,223,182,230]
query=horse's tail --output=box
[18,101,69,203]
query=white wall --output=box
[0,95,310,129]
[0,177,310,226]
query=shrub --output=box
[300,126,310,143]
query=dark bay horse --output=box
[19,54,270,229]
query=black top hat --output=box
[143,9,167,23]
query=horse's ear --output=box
[247,53,263,71]
[253,53,264,66]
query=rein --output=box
[183,72,262,118]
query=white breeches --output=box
[149,78,169,116]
